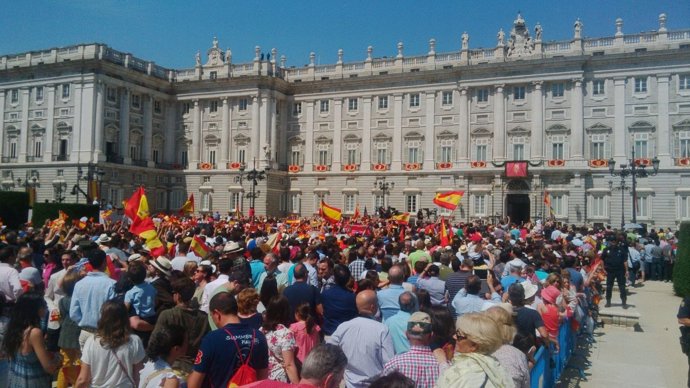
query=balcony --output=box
[156,162,184,170]
[198,162,216,170]
[132,159,149,167]
[52,155,68,161]
[106,154,124,164]
[1,157,17,163]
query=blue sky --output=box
[2,1,689,69]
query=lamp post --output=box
[374,177,394,215]
[53,181,66,203]
[94,167,105,208]
[608,147,660,226]
[236,158,270,220]
[608,179,629,229]
[72,166,84,204]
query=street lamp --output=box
[94,167,106,207]
[72,166,84,204]
[608,179,630,229]
[374,177,394,214]
[53,181,67,203]
[236,159,270,220]
[608,147,660,226]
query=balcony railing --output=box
[1,157,17,163]
[52,155,68,161]
[106,154,124,164]
[132,159,149,167]
[26,156,42,162]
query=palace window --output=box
[442,91,453,106]
[409,93,420,108]
[230,192,242,212]
[405,194,419,213]
[344,194,356,213]
[35,86,43,102]
[680,75,690,90]
[131,94,141,109]
[348,98,358,112]
[290,194,301,214]
[551,194,566,217]
[378,95,388,110]
[210,100,218,113]
[589,195,607,218]
[679,195,690,220]
[290,146,302,166]
[62,84,70,99]
[292,102,302,116]
[676,131,690,158]
[634,77,647,93]
[473,194,487,216]
[593,80,605,95]
[182,103,190,115]
[238,98,248,111]
[320,99,329,113]
[477,88,489,103]
[10,89,18,103]
[551,83,565,98]
[633,133,649,158]
[513,86,525,100]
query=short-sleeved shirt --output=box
[124,282,157,318]
[321,285,358,335]
[81,335,146,388]
[678,296,690,320]
[282,282,322,323]
[515,306,544,339]
[193,323,269,388]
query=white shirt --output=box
[171,255,199,272]
[81,334,145,388]
[45,268,67,303]
[200,274,229,313]
[0,263,23,303]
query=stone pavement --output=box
[559,281,688,388]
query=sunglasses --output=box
[454,331,469,341]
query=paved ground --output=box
[559,281,688,388]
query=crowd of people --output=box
[0,212,678,388]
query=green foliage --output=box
[0,191,30,229]
[673,222,690,297]
[31,203,100,228]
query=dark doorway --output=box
[506,194,530,224]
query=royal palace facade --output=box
[1,14,690,228]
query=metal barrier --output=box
[529,319,584,388]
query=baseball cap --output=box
[407,311,432,337]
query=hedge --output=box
[673,221,690,297]
[0,191,30,229]
[31,203,100,229]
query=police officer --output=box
[678,295,690,387]
[601,232,628,308]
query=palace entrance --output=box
[505,180,531,224]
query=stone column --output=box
[392,94,403,170]
[93,81,105,162]
[269,98,278,168]
[424,91,436,170]
[163,101,176,164]
[0,90,4,160]
[220,97,230,166]
[251,95,260,164]
[304,100,314,170]
[657,74,671,165]
[45,86,55,160]
[531,82,544,159]
[457,86,469,162]
[613,77,626,160]
[119,89,131,164]
[361,96,372,171]
[19,88,30,162]
[143,94,153,167]
[76,84,92,163]
[333,98,342,171]
[493,85,506,161]
[570,79,584,160]
[259,94,270,168]
[190,99,200,167]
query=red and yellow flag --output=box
[319,200,342,224]
[125,187,165,257]
[433,190,464,211]
[352,204,361,220]
[544,191,554,218]
[190,235,210,258]
[439,217,450,246]
[179,194,195,215]
[391,212,410,225]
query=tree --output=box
[673,222,690,297]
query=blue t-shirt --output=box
[500,274,521,292]
[321,285,358,335]
[193,323,268,388]
[566,267,584,292]
[249,260,266,289]
[282,282,322,323]
[124,282,157,319]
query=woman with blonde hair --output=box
[437,312,514,388]
[237,288,263,330]
[485,306,530,388]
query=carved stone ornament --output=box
[206,36,225,66]
[507,13,534,58]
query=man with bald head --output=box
[327,289,394,388]
[377,264,406,321]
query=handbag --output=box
[111,349,137,387]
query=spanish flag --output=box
[433,190,464,211]
[319,200,342,224]
[125,187,165,257]
[439,217,450,246]
[179,194,195,215]
[352,204,361,220]
[190,235,210,258]
[50,210,69,231]
[544,191,554,218]
[391,212,410,225]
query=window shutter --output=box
[451,141,457,162]
[471,142,476,160]
[673,133,680,158]
[648,135,655,159]
[563,136,570,159]
[436,143,442,163]
[419,147,424,163]
[356,148,361,164]
[403,144,409,163]
[604,138,612,159]
[524,141,530,160]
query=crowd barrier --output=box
[529,319,583,388]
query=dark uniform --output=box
[601,239,627,307]
[677,296,690,387]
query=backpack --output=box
[224,328,257,388]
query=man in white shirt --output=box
[199,242,245,313]
[45,251,78,303]
[0,247,23,304]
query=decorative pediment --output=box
[546,124,570,134]
[586,122,612,133]
[152,134,165,147]
[404,131,424,140]
[507,126,530,136]
[314,135,332,144]
[628,121,655,132]
[233,134,251,144]
[5,125,19,135]
[343,134,361,143]
[372,132,392,142]
[471,127,492,136]
[204,134,220,144]
[673,119,690,131]
[436,130,458,139]
[288,135,304,144]
[30,124,44,134]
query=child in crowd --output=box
[289,302,321,364]
[56,271,82,388]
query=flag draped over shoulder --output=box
[319,200,342,224]
[125,187,165,256]
[179,194,195,215]
[433,191,464,211]
[544,191,554,218]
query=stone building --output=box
[1,14,690,228]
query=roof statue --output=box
[206,36,225,66]
[507,13,534,58]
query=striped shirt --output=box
[383,345,440,388]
